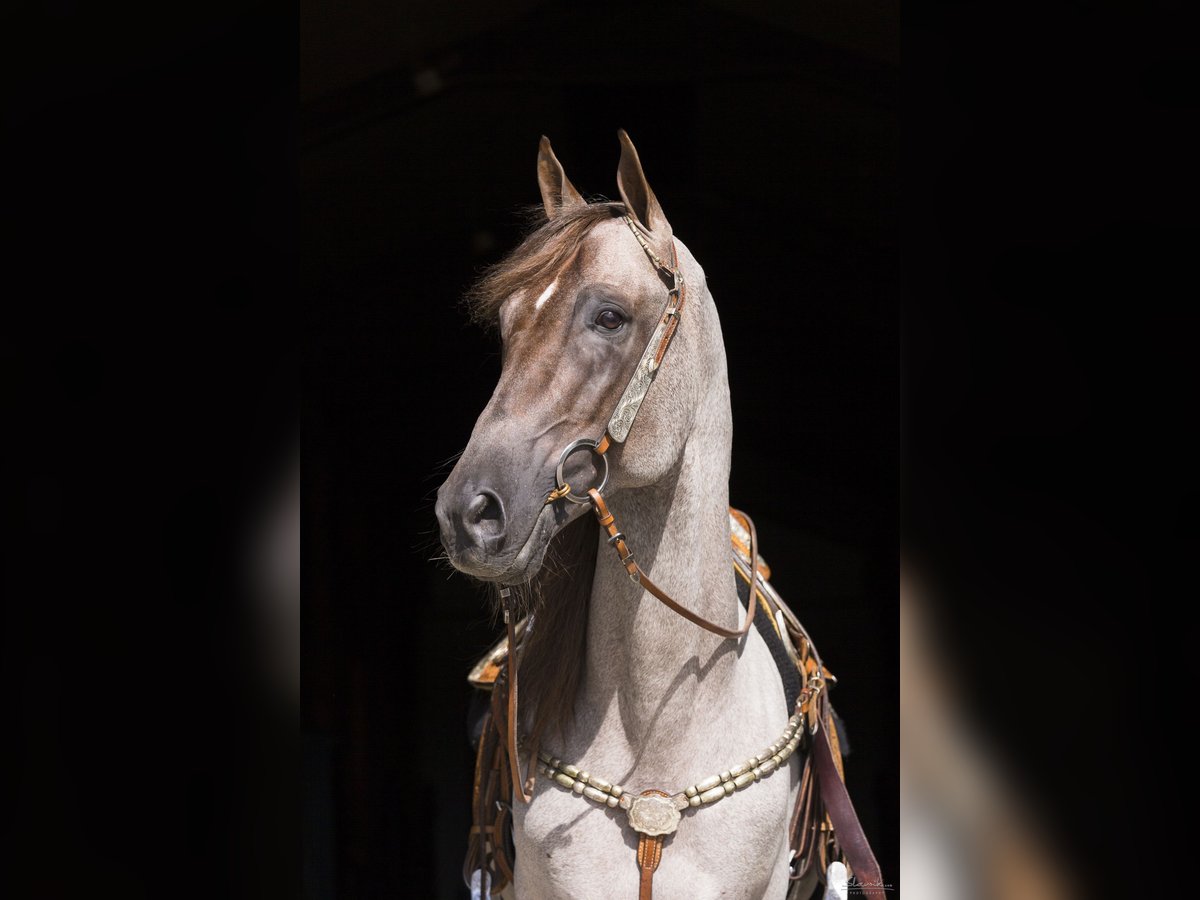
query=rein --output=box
[486,215,884,900]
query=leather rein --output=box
[492,215,884,900]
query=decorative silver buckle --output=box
[626,793,682,837]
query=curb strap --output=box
[588,488,758,639]
[634,790,670,900]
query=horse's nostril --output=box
[466,490,505,530]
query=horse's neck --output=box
[581,378,739,759]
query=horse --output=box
[436,131,857,900]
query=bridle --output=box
[498,214,760,799]
[550,212,688,489]
[549,215,761,638]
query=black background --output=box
[302,2,898,897]
[5,1,298,898]
[904,1,1197,897]
[902,1,1195,900]
[6,0,1196,898]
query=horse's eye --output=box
[595,309,625,330]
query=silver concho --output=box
[625,794,682,837]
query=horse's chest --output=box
[511,755,795,900]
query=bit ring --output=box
[553,438,609,504]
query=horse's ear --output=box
[537,136,585,220]
[616,129,671,238]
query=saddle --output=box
[464,510,877,899]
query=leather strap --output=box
[811,697,884,900]
[588,488,758,639]
[605,225,686,445]
[501,591,533,804]
[650,241,685,368]
[464,670,515,894]
[634,790,670,900]
[636,834,664,900]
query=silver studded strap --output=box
[606,217,685,443]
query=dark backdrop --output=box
[302,2,898,897]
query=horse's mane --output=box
[505,514,598,751]
[465,201,626,327]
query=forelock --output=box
[465,202,627,328]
